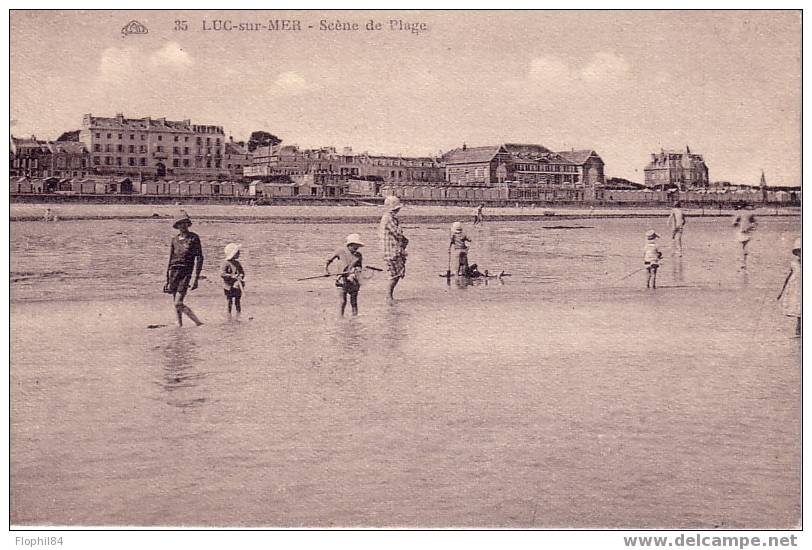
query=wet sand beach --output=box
[10,202,801,223]
[10,215,801,527]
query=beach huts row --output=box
[10,176,801,205]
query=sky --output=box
[10,10,801,185]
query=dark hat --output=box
[173,210,192,229]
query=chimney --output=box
[115,113,124,122]
[462,143,467,151]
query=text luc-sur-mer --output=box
[178,19,428,35]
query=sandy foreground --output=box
[9,202,800,222]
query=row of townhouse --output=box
[247,142,606,190]
[245,145,445,183]
[78,114,250,180]
[11,114,251,181]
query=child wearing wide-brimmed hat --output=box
[164,210,204,326]
[221,242,245,318]
[643,229,663,289]
[449,221,472,276]
[326,233,365,316]
[777,237,802,336]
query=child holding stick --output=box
[449,221,471,276]
[326,234,364,316]
[644,229,663,289]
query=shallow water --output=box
[10,217,801,527]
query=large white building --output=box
[79,113,230,179]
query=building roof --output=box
[84,114,224,134]
[49,141,88,155]
[503,143,552,155]
[225,141,249,156]
[11,136,50,153]
[443,145,507,165]
[557,150,600,165]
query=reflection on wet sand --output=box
[156,329,208,409]
[671,255,684,283]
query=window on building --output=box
[206,160,211,168]
[117,144,123,152]
[157,146,163,152]
[105,157,111,165]
[118,134,122,139]
[174,136,179,142]
[173,147,180,155]
[158,135,162,141]
[184,147,189,155]
[216,138,221,145]
[183,159,189,167]
[130,134,134,140]
[206,138,211,145]
[95,133,100,139]
[93,144,101,152]
[141,135,146,141]
[107,133,111,139]
[140,145,147,153]
[128,145,134,153]
[184,137,189,142]
[139,158,146,166]
[196,137,202,145]
[128,158,135,166]
[105,144,111,152]
[215,160,221,168]
[173,159,179,167]
[116,157,122,166]
[93,156,100,165]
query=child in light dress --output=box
[643,230,663,289]
[221,243,245,318]
[777,238,801,337]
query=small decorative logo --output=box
[122,20,149,37]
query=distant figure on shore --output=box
[644,230,663,289]
[667,201,686,256]
[43,208,57,222]
[221,243,245,319]
[733,207,757,268]
[473,203,485,225]
[163,211,204,327]
[326,234,364,317]
[449,222,471,276]
[380,196,408,305]
[777,238,801,337]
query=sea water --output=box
[10,216,801,527]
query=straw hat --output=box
[224,243,241,260]
[384,196,403,211]
[793,237,801,251]
[646,229,660,240]
[172,210,192,229]
[452,222,463,232]
[345,233,364,247]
